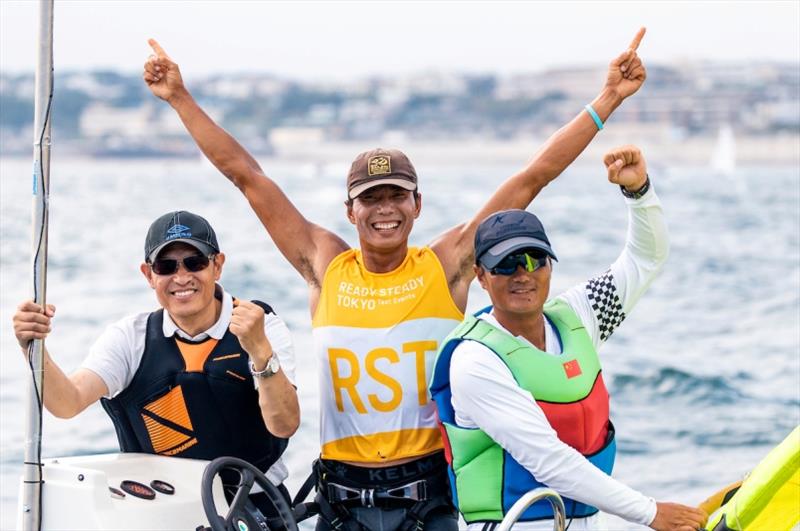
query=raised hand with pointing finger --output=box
[605,27,648,101]
[142,39,187,104]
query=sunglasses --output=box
[150,254,213,276]
[488,252,548,276]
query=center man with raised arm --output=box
[143,30,648,530]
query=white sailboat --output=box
[710,124,737,176]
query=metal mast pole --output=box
[22,0,54,529]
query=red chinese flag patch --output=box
[563,359,582,379]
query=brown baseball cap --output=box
[346,148,418,199]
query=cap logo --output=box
[166,223,191,241]
[367,155,391,176]
[490,214,506,226]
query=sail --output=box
[710,124,737,176]
[701,425,800,531]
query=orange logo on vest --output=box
[141,386,198,455]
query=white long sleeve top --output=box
[450,185,668,530]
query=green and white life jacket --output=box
[430,299,616,523]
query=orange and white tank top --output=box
[313,246,463,463]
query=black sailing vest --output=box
[100,300,288,473]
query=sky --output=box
[1,1,799,81]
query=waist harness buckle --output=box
[326,479,429,508]
[386,479,427,502]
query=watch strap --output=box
[249,356,279,378]
[620,174,650,199]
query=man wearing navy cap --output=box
[430,146,708,530]
[12,211,300,507]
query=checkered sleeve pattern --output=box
[586,270,626,342]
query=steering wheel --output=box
[201,456,298,531]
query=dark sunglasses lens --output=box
[151,255,210,275]
[490,252,547,275]
[183,254,211,272]
[494,255,520,274]
[151,259,178,275]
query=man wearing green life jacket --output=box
[430,146,708,530]
[143,30,650,531]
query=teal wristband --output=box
[584,104,604,131]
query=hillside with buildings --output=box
[1,60,798,164]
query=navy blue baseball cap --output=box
[474,209,557,269]
[144,211,220,262]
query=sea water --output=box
[1,155,798,530]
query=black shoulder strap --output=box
[149,308,165,332]
[251,299,275,315]
[227,293,275,316]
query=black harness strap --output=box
[397,494,453,531]
[314,490,365,531]
[292,456,454,531]
[292,461,322,524]
[292,463,317,508]
[291,460,365,531]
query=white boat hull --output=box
[16,452,227,530]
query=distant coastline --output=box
[2,130,798,166]
[2,60,798,167]
[262,130,800,167]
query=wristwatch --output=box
[249,355,280,378]
[620,174,651,199]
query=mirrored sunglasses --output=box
[150,254,212,276]
[489,252,548,276]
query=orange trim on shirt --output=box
[175,338,218,372]
[321,428,443,463]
